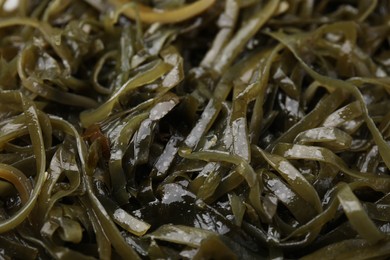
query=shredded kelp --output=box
[1,0,390,259]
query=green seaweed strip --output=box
[49,116,140,259]
[256,148,322,213]
[249,44,283,144]
[337,183,385,244]
[267,89,348,151]
[178,149,268,219]
[80,60,172,127]
[109,112,149,204]
[213,0,280,74]
[301,238,390,260]
[200,0,239,69]
[184,49,270,150]
[273,143,390,189]
[269,31,390,169]
[0,92,46,232]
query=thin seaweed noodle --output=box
[0,0,390,259]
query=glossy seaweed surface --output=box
[1,0,390,259]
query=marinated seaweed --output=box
[0,0,390,259]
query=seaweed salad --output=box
[1,0,390,259]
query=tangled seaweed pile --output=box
[1,0,390,259]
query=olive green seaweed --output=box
[0,0,389,259]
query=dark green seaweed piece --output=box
[1,0,390,259]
